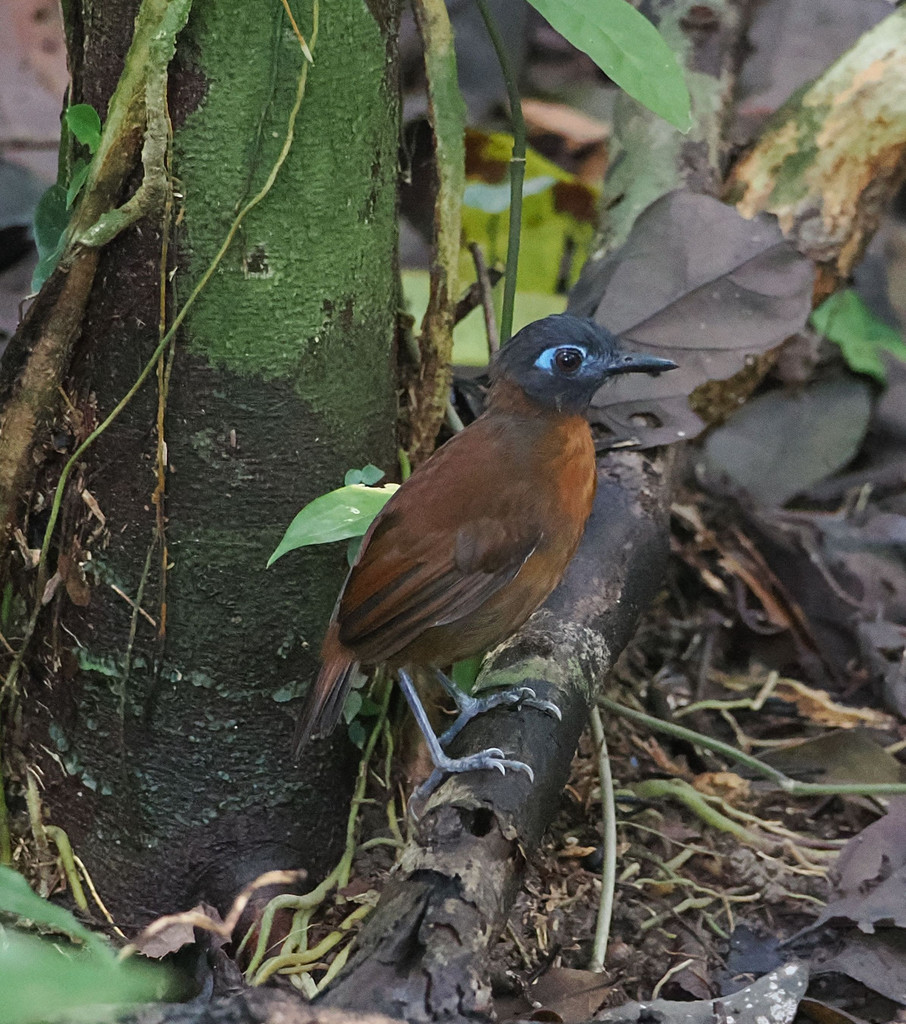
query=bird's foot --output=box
[435,675,561,748]
[410,747,535,811]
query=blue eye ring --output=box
[534,344,587,372]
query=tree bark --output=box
[3,0,401,923]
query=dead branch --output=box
[728,7,906,295]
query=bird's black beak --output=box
[610,352,678,376]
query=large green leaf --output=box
[0,930,167,1024]
[0,867,169,1023]
[458,132,599,309]
[527,0,692,130]
[403,270,567,366]
[811,289,906,384]
[0,866,103,953]
[267,484,398,566]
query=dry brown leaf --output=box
[81,488,106,527]
[693,771,752,802]
[58,550,91,607]
[134,903,209,959]
[557,844,597,859]
[773,678,897,730]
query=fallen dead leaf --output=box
[835,798,906,896]
[693,771,752,802]
[773,678,896,730]
[596,961,808,1023]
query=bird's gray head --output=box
[490,314,677,414]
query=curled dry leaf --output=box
[772,677,896,731]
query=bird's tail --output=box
[292,631,361,759]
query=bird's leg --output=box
[433,669,561,748]
[397,669,535,805]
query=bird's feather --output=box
[334,421,548,665]
[292,631,362,755]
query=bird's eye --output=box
[554,347,584,373]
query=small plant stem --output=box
[632,778,771,849]
[44,826,87,910]
[246,669,391,983]
[73,854,126,938]
[0,751,11,864]
[599,697,906,798]
[589,706,616,973]
[474,0,525,343]
[251,903,372,984]
[454,264,504,325]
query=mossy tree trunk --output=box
[7,0,401,922]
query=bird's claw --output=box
[408,747,535,813]
[437,680,562,748]
[439,747,534,783]
[521,694,562,720]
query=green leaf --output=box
[66,160,91,209]
[347,720,367,749]
[0,866,104,953]
[342,689,363,725]
[526,0,692,131]
[0,929,167,1024]
[463,175,556,214]
[358,696,381,718]
[346,535,364,566]
[267,484,398,566]
[0,866,170,1023]
[64,104,102,154]
[31,184,69,291]
[452,656,483,694]
[344,464,385,486]
[811,289,906,384]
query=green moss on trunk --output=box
[31,0,401,919]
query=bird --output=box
[294,313,676,799]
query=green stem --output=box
[599,697,906,798]
[246,667,390,983]
[0,751,11,865]
[45,825,88,910]
[474,0,524,343]
[631,779,770,849]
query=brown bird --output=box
[295,314,675,798]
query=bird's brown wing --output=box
[335,499,542,665]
